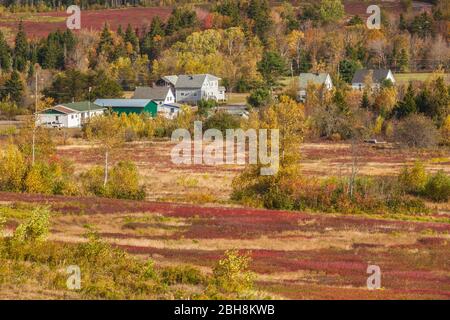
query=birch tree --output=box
[85,114,125,186]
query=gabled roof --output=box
[132,86,172,100]
[60,101,104,112]
[174,74,220,89]
[38,101,104,114]
[94,99,153,108]
[351,69,393,84]
[161,102,182,109]
[162,75,178,86]
[299,73,330,89]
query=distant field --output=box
[0,7,208,38]
[281,73,449,88]
[395,73,450,85]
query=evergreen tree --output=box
[247,0,271,43]
[395,83,417,118]
[339,59,360,83]
[2,71,24,105]
[124,24,139,53]
[0,30,11,71]
[399,14,407,31]
[149,16,165,38]
[398,48,409,72]
[117,25,124,38]
[360,91,371,110]
[257,51,286,88]
[141,17,165,60]
[97,24,114,56]
[165,8,197,36]
[13,22,29,72]
[416,77,450,125]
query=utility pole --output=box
[88,86,92,120]
[32,68,38,165]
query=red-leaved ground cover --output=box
[0,7,209,38]
[1,191,449,299]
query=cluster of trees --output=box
[1,0,448,113]
[0,120,146,200]
[232,94,450,213]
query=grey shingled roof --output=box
[351,69,392,84]
[132,87,172,100]
[162,75,178,86]
[299,73,329,89]
[94,99,152,108]
[174,74,220,89]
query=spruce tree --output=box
[124,24,139,53]
[0,30,11,71]
[13,22,29,72]
[2,71,24,105]
[395,83,417,118]
[97,23,114,55]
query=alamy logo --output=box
[66,265,81,290]
[367,265,381,290]
[171,121,279,175]
[367,5,381,30]
[66,5,81,30]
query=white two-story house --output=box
[160,74,225,104]
[351,69,396,90]
[298,73,333,102]
[132,86,175,106]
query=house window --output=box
[56,116,59,121]
[193,93,197,96]
[170,108,175,113]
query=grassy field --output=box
[1,191,449,299]
[282,73,449,88]
[53,140,450,203]
[395,73,450,85]
[225,93,249,105]
[1,138,449,299]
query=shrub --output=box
[442,115,450,145]
[394,114,440,148]
[24,162,55,194]
[81,161,146,200]
[12,207,50,244]
[0,144,27,192]
[80,166,107,197]
[423,171,450,202]
[107,161,146,200]
[398,161,428,194]
[204,111,241,134]
[160,265,205,286]
[247,87,271,108]
[208,250,255,297]
[0,100,24,120]
[23,159,78,195]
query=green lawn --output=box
[226,93,249,105]
[394,73,449,85]
[281,73,449,87]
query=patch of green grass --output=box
[395,73,450,85]
[226,93,249,105]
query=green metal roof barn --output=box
[93,99,158,117]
